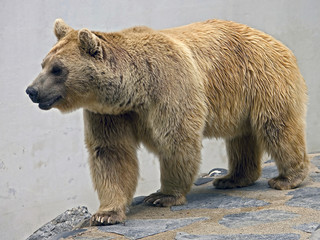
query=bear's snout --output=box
[26,86,39,103]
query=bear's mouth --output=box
[38,96,62,110]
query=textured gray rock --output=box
[193,177,214,186]
[194,168,228,186]
[26,206,91,240]
[175,232,300,240]
[311,155,320,182]
[286,187,320,210]
[311,225,320,240]
[311,172,320,182]
[261,165,278,179]
[171,193,268,211]
[51,229,87,240]
[219,209,299,228]
[294,222,320,233]
[264,159,274,164]
[98,217,208,239]
[311,155,320,168]
[25,155,320,240]
[238,179,269,191]
[131,195,146,206]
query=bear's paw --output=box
[143,192,186,207]
[268,176,302,190]
[90,210,126,226]
[213,176,256,189]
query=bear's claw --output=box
[144,192,186,207]
[90,210,125,226]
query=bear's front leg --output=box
[84,110,139,226]
[88,143,138,226]
[144,133,202,207]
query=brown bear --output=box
[26,19,309,226]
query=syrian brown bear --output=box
[26,19,308,225]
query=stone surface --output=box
[310,155,320,182]
[264,159,274,164]
[194,168,228,186]
[175,233,300,240]
[310,173,320,182]
[237,179,269,191]
[171,193,268,211]
[311,225,320,240]
[193,177,214,186]
[311,155,320,168]
[286,187,320,210]
[26,206,91,240]
[311,172,320,182]
[219,209,299,228]
[51,229,87,240]
[26,154,320,240]
[132,196,146,206]
[175,232,300,240]
[261,165,278,179]
[208,168,228,177]
[98,217,208,239]
[294,222,320,233]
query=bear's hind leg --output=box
[213,133,262,189]
[262,119,309,190]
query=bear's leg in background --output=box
[263,119,309,190]
[213,132,262,189]
[144,136,202,207]
[84,110,139,226]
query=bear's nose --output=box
[26,87,39,103]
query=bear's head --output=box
[26,19,135,114]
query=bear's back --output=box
[159,20,306,138]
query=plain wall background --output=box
[0,1,319,239]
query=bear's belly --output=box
[203,111,251,139]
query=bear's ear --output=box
[78,29,103,59]
[54,19,72,40]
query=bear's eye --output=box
[51,65,62,76]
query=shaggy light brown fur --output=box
[26,19,308,225]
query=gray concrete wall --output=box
[0,1,319,239]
